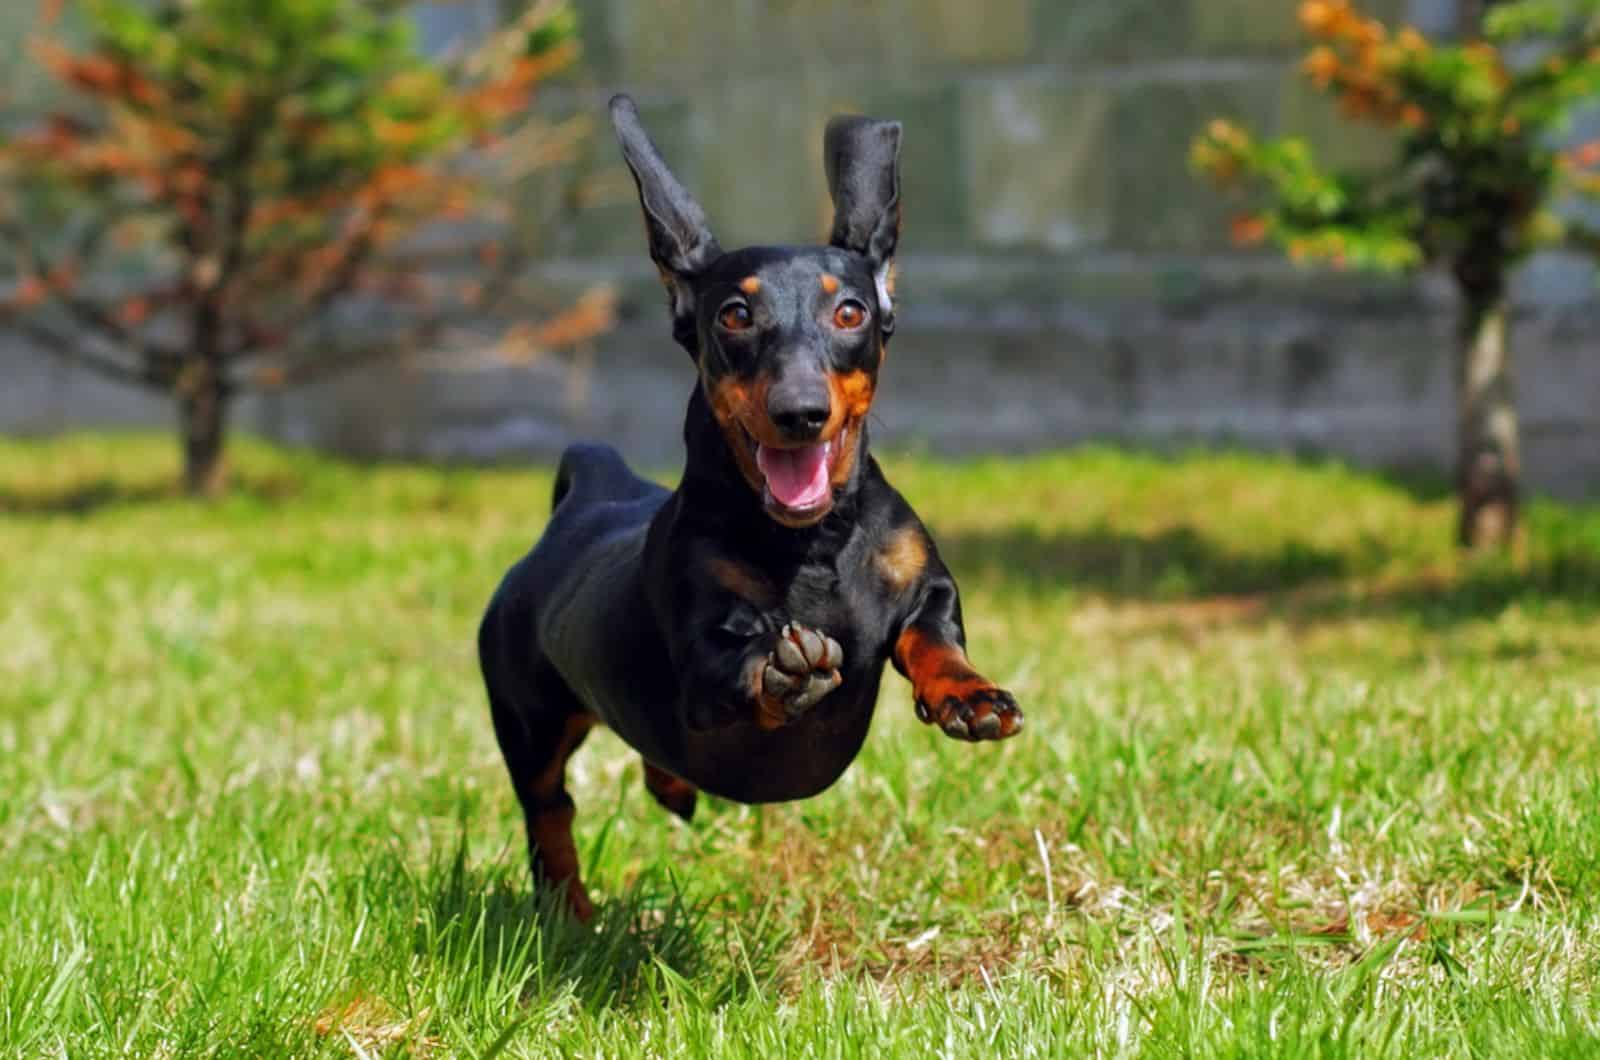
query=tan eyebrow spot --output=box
[739,276,762,295]
[820,274,840,295]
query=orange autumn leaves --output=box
[1191,1,1441,242]
[1298,1,1435,128]
[0,0,592,410]
[1195,1,1600,273]
[1196,3,1522,263]
[31,38,163,109]
[3,3,558,319]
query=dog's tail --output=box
[551,447,582,511]
[551,443,652,513]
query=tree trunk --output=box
[183,369,232,499]
[179,365,229,498]
[1454,271,1519,549]
[178,294,231,498]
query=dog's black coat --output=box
[478,96,1022,917]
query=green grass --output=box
[4,434,1600,1056]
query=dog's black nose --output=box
[767,378,832,441]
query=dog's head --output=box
[610,95,901,528]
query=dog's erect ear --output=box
[824,115,902,330]
[610,95,721,348]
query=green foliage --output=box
[81,0,467,226]
[1193,124,1425,269]
[1485,0,1600,40]
[526,3,580,55]
[1191,0,1600,276]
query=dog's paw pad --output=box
[757,623,843,726]
[918,686,1023,743]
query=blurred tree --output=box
[0,0,593,495]
[1192,0,1600,548]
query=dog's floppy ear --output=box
[610,95,721,349]
[824,115,902,331]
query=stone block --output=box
[1030,0,1194,62]
[756,0,917,70]
[1405,0,1460,37]
[564,0,621,78]
[1190,0,1306,54]
[1106,76,1281,250]
[606,0,761,86]
[914,0,1031,64]
[690,87,834,246]
[605,0,1030,85]
[965,78,1115,251]
[1192,0,1410,55]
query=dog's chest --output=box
[781,559,843,618]
[777,543,893,671]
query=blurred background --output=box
[0,0,1596,496]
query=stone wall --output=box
[3,0,1599,496]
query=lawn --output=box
[3,435,1600,1057]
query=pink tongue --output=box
[756,442,832,510]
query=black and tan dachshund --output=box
[477,95,1024,920]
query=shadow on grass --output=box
[939,523,1363,600]
[414,843,779,1013]
[0,479,180,515]
[0,475,304,515]
[1287,550,1600,630]
[940,521,1600,628]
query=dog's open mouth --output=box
[757,440,833,511]
[715,399,860,527]
[746,435,838,525]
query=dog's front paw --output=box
[755,623,843,729]
[916,684,1023,742]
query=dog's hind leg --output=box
[642,760,698,822]
[485,661,597,921]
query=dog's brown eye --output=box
[719,303,753,332]
[833,300,867,330]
